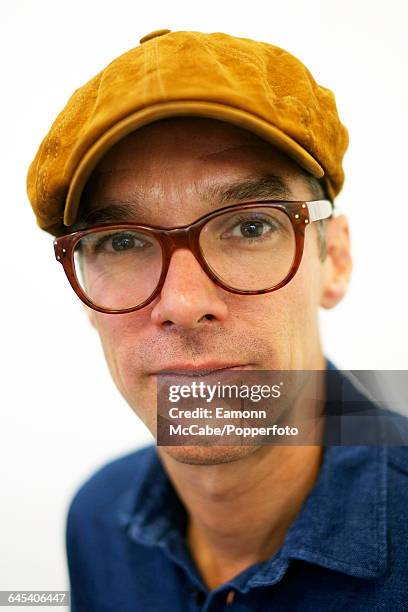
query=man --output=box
[27,29,408,611]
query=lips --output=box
[152,364,252,377]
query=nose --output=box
[150,248,228,329]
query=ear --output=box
[81,302,96,328]
[320,214,352,309]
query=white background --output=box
[1,0,407,601]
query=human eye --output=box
[221,212,282,242]
[91,230,153,254]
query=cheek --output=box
[287,232,324,330]
[93,312,148,391]
[260,234,323,364]
[255,233,322,323]
[92,312,158,430]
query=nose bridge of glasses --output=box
[157,224,209,287]
[160,225,197,254]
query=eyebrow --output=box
[75,173,294,228]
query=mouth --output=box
[151,364,253,378]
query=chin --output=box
[158,444,260,465]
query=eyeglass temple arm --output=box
[306,199,334,222]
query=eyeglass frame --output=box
[53,199,333,314]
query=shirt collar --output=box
[278,444,387,578]
[117,359,388,589]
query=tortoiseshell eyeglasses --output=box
[53,199,333,314]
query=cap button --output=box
[139,29,171,44]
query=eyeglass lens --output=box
[73,206,296,311]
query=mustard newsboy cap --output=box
[27,29,349,236]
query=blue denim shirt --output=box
[66,360,408,611]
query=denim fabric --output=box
[66,360,408,611]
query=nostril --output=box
[198,314,215,322]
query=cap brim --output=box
[64,100,325,226]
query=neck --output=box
[157,356,327,590]
[158,445,324,590]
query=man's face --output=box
[80,117,351,464]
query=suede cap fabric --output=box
[26,29,349,236]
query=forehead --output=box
[93,116,303,177]
[77,117,312,225]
